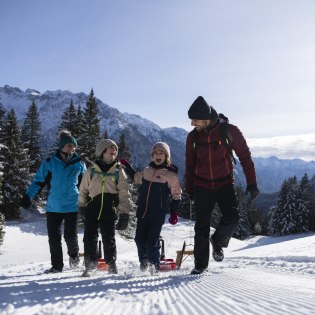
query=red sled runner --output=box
[96,240,108,271]
[159,237,177,271]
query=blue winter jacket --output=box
[26,151,86,213]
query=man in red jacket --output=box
[186,96,260,275]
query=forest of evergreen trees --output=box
[0,89,314,247]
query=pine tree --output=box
[0,109,30,219]
[102,129,109,139]
[21,100,42,173]
[59,99,77,135]
[296,174,311,232]
[73,104,85,144]
[0,169,5,247]
[270,177,300,235]
[0,126,5,245]
[80,89,100,164]
[117,133,132,162]
[233,186,252,239]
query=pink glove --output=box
[169,212,178,225]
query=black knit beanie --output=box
[188,96,218,120]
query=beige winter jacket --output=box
[134,166,182,200]
[79,161,131,214]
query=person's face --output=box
[62,143,75,154]
[102,145,117,162]
[152,149,166,165]
[191,119,211,131]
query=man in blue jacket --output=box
[21,130,86,273]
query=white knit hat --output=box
[95,139,118,157]
[150,142,171,162]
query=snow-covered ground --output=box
[1,211,315,315]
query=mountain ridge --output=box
[1,84,315,193]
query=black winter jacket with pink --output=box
[185,121,257,196]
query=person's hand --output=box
[116,213,129,230]
[20,194,32,209]
[246,184,260,201]
[169,212,178,225]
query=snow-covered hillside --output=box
[0,211,314,315]
[1,84,315,192]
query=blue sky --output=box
[1,0,315,138]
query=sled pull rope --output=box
[165,225,175,256]
[188,199,194,246]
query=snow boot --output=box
[210,237,224,262]
[140,261,148,272]
[82,268,95,277]
[108,262,118,274]
[190,267,207,275]
[149,263,160,276]
[44,267,62,274]
[69,255,80,269]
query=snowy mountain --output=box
[0,212,315,314]
[0,85,186,179]
[1,84,315,192]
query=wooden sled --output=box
[176,241,194,269]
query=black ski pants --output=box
[135,216,164,267]
[193,183,239,270]
[46,211,79,270]
[83,206,117,268]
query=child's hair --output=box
[150,142,171,165]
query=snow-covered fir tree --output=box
[73,104,85,146]
[21,100,42,173]
[270,177,301,235]
[296,174,312,232]
[233,187,252,240]
[117,133,132,162]
[0,167,5,247]
[80,89,100,164]
[59,99,77,135]
[0,109,30,219]
[0,112,5,245]
[102,129,109,139]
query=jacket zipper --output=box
[142,169,157,219]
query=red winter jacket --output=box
[185,121,257,195]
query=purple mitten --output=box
[169,212,178,225]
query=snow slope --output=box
[0,213,315,315]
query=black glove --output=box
[246,183,260,201]
[115,213,129,230]
[79,207,87,217]
[20,194,32,209]
[119,159,136,180]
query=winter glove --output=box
[119,159,136,180]
[246,183,260,201]
[169,212,178,225]
[20,194,32,209]
[115,213,129,230]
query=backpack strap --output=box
[219,122,237,165]
[90,166,119,184]
[192,123,237,164]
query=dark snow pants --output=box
[193,183,239,270]
[135,216,164,268]
[83,205,117,268]
[46,211,79,270]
